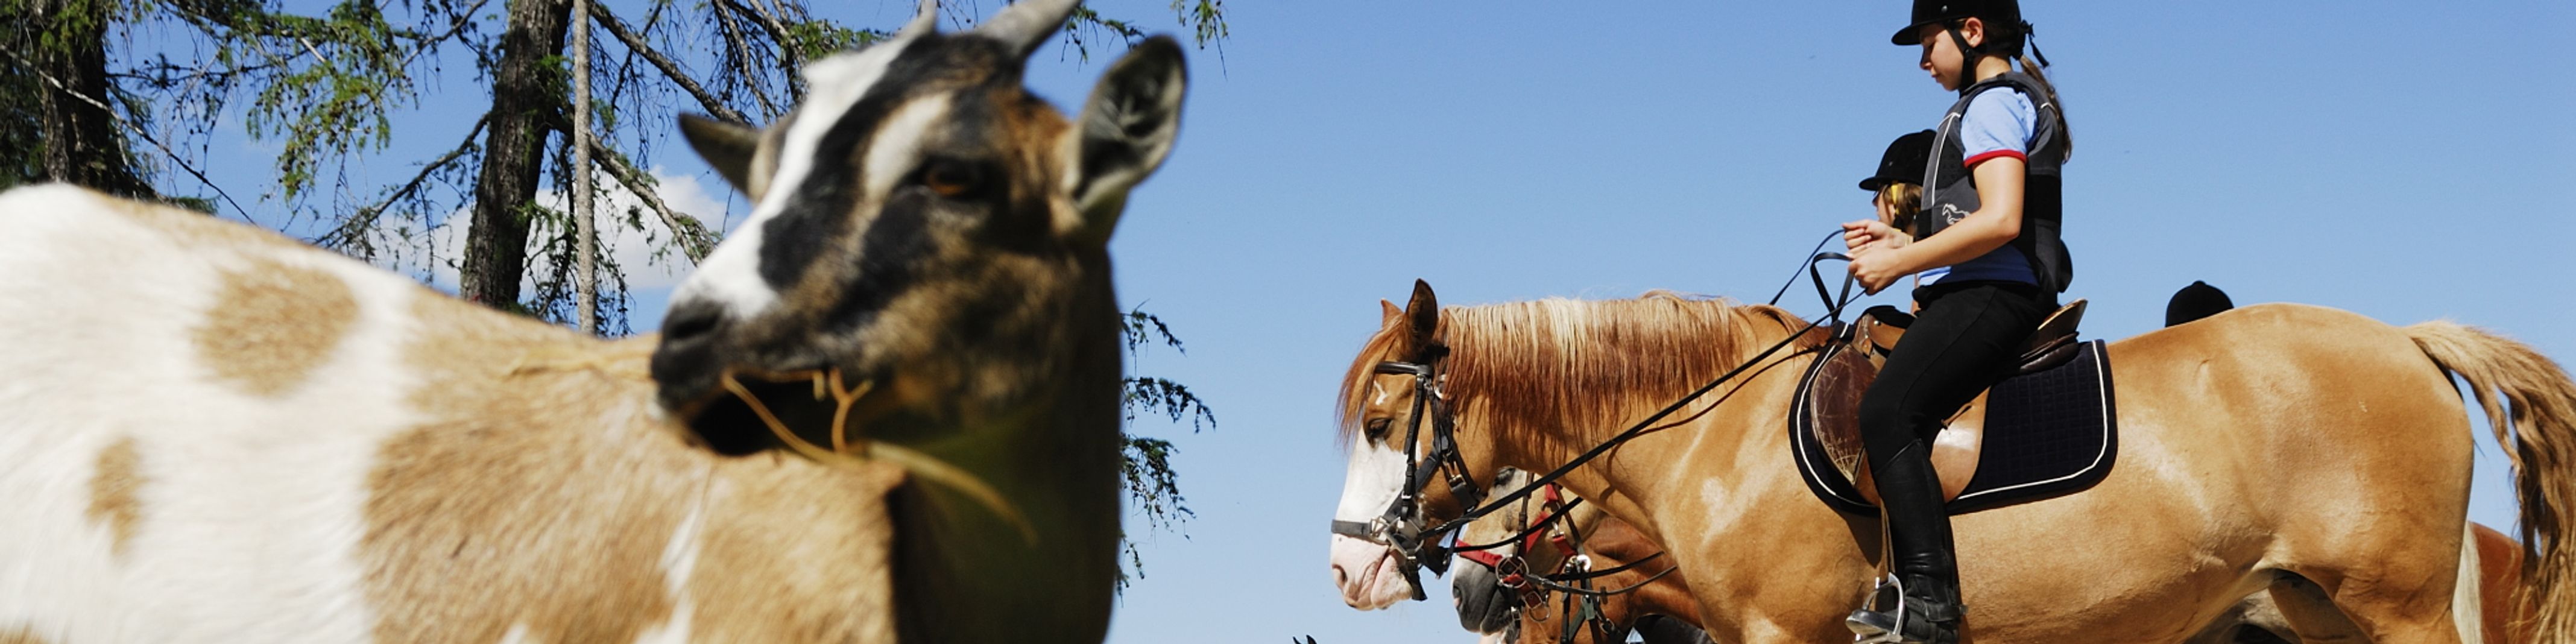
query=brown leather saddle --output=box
[1790,300,2119,516]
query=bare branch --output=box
[710,10,781,118]
[584,137,715,262]
[724,0,801,71]
[319,116,488,251]
[735,0,811,101]
[591,5,748,124]
[394,0,496,69]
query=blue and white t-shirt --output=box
[1918,87,2039,287]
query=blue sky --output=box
[174,0,2573,642]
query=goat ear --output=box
[680,115,765,200]
[1056,36,1187,248]
[1404,279,1440,346]
[969,0,1075,57]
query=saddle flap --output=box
[1849,420,1984,505]
[1793,334,2119,517]
[2014,299,2087,374]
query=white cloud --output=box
[360,167,743,294]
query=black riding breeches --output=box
[1858,280,2057,473]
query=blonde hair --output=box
[1876,182,1922,232]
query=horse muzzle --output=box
[1330,534,1420,610]
[1451,556,1520,634]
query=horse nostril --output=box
[661,301,725,344]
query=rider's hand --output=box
[1848,247,1910,294]
[1842,219,1896,253]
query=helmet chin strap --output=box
[1942,22,1981,94]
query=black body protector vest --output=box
[1916,72,2074,293]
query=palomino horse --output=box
[1330,283,2575,644]
[0,1,1186,641]
[1451,470,2537,643]
[1450,468,1707,644]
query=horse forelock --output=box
[1334,318,1414,447]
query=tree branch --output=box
[722,0,801,70]
[710,11,781,119]
[320,115,487,251]
[590,5,747,124]
[584,136,714,262]
[393,0,494,69]
[1,47,254,221]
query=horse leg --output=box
[2270,562,2469,644]
[2265,573,2367,643]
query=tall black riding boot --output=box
[1846,440,1963,644]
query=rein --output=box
[1428,251,1861,538]
[1336,247,1866,598]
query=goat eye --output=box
[920,159,984,198]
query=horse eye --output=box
[920,158,985,198]
[1365,417,1392,438]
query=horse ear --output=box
[1405,279,1440,345]
[1380,299,1402,324]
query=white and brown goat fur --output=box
[0,0,1187,641]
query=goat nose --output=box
[660,300,726,345]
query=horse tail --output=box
[2454,520,2486,644]
[2406,320,2576,642]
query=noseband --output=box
[1330,343,1486,599]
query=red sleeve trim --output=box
[1963,149,2027,168]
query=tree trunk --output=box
[25,0,152,198]
[461,0,570,309]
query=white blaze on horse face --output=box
[1328,428,1415,610]
[671,31,928,320]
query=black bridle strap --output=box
[1430,253,1861,537]
[1425,332,1791,536]
[1451,496,1585,554]
[1529,562,1682,598]
[1539,550,1667,583]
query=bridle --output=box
[1454,481,1581,599]
[1453,479,1688,644]
[1328,341,1485,600]
[1331,245,1868,602]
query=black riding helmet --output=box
[1890,0,2031,92]
[1860,130,1938,192]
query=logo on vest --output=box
[1938,203,1971,226]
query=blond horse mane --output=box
[1336,291,1807,446]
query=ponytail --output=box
[2016,52,2073,159]
[1988,17,2074,160]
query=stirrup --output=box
[1846,572,1908,643]
[1846,573,1957,644]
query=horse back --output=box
[2101,301,2475,537]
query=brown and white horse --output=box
[0,1,1186,642]
[1329,283,2575,644]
